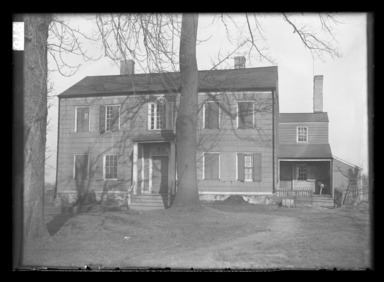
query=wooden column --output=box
[132,142,138,194]
[169,141,176,195]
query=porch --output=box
[130,133,176,209]
[278,160,332,196]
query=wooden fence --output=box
[334,185,369,207]
[276,188,313,207]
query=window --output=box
[106,106,120,132]
[244,155,253,181]
[237,153,262,182]
[204,101,220,129]
[75,107,90,132]
[297,126,308,142]
[148,98,174,130]
[237,102,254,129]
[297,164,307,181]
[74,154,89,180]
[204,153,220,180]
[104,155,118,179]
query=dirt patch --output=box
[21,202,371,270]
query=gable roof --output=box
[278,144,333,159]
[279,112,329,123]
[58,66,278,98]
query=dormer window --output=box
[297,126,308,143]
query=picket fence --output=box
[276,187,313,207]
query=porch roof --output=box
[132,132,176,142]
[278,144,333,159]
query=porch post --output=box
[133,142,138,195]
[169,141,176,196]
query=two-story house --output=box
[278,76,362,198]
[56,57,279,209]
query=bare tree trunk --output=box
[23,14,51,244]
[172,14,200,208]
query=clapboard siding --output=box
[278,122,329,144]
[57,90,276,194]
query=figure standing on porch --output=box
[319,181,325,195]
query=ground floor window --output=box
[237,153,262,182]
[74,154,89,180]
[204,153,220,180]
[104,154,118,179]
[297,164,307,181]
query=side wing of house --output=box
[278,113,333,194]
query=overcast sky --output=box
[44,13,369,183]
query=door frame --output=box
[132,141,176,195]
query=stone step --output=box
[129,194,168,210]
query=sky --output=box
[44,13,369,183]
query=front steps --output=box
[129,193,169,211]
[312,194,334,208]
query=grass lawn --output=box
[22,200,371,270]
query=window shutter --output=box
[211,102,219,129]
[204,153,219,180]
[99,106,105,134]
[237,154,245,182]
[166,102,174,130]
[253,153,262,182]
[204,103,210,128]
[76,108,82,132]
[112,106,120,131]
[148,103,153,130]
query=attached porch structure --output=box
[131,133,176,208]
[278,144,334,197]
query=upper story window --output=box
[237,102,254,129]
[75,106,90,132]
[99,105,120,134]
[204,101,220,129]
[297,126,308,143]
[148,97,174,130]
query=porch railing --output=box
[276,187,313,207]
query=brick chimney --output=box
[313,75,323,112]
[120,59,135,75]
[234,56,246,69]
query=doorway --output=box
[151,156,169,194]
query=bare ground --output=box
[22,201,371,270]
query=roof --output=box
[279,112,329,123]
[132,132,176,142]
[58,66,278,98]
[278,144,333,159]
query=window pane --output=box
[106,106,120,131]
[244,155,252,167]
[76,107,89,132]
[105,155,118,179]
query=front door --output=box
[152,156,168,194]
